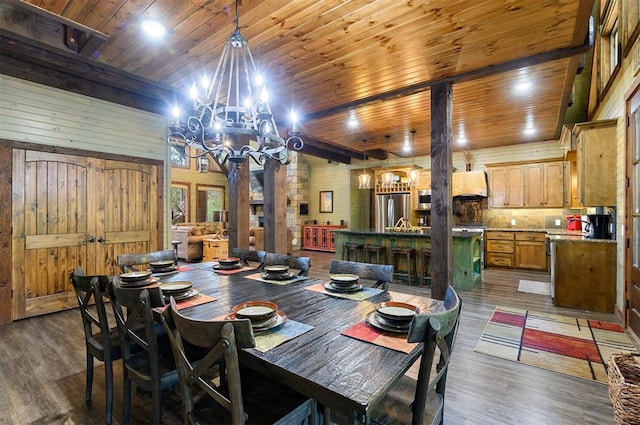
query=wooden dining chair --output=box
[70,268,121,425]
[161,298,316,425]
[369,285,462,425]
[229,247,266,267]
[263,252,312,276]
[116,249,177,272]
[328,259,394,291]
[108,283,179,425]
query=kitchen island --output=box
[333,228,482,290]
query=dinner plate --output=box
[149,260,175,267]
[263,265,289,275]
[262,272,294,281]
[225,310,287,332]
[375,301,420,321]
[119,276,159,288]
[218,257,241,266]
[120,270,152,281]
[213,263,243,270]
[233,301,278,321]
[329,274,359,285]
[150,264,178,273]
[164,288,200,302]
[324,282,363,293]
[158,281,192,294]
[366,311,411,333]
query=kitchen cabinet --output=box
[515,232,547,270]
[523,161,570,208]
[488,166,524,208]
[572,120,617,207]
[303,225,346,252]
[486,230,548,270]
[485,231,515,267]
[203,239,229,261]
[551,240,616,313]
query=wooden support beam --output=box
[0,146,11,325]
[227,137,250,251]
[430,82,453,301]
[263,159,288,254]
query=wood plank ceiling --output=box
[0,0,594,162]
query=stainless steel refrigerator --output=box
[375,193,411,232]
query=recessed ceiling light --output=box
[515,81,532,91]
[142,20,166,38]
[457,136,468,145]
[524,127,536,136]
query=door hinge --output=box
[627,115,630,127]
[627,299,630,310]
[11,289,13,298]
[627,238,631,249]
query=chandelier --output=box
[407,130,421,186]
[168,0,303,166]
[380,135,395,187]
[358,139,371,189]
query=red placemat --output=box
[154,293,216,313]
[341,322,418,354]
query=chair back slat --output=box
[70,267,113,352]
[329,259,393,290]
[229,248,266,267]
[263,253,311,276]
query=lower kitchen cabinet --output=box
[515,232,547,270]
[551,240,616,313]
[485,231,515,268]
[486,230,548,271]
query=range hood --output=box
[452,171,487,197]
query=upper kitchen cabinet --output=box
[523,161,570,208]
[488,165,524,208]
[568,120,618,207]
[488,161,570,208]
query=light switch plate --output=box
[555,219,561,226]
[511,219,516,226]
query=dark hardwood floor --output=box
[0,250,636,424]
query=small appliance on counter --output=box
[566,215,582,230]
[586,214,613,239]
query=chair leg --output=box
[123,374,132,425]
[85,351,94,403]
[104,357,114,425]
[152,382,162,425]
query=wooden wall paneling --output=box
[0,146,12,324]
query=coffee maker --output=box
[586,211,613,239]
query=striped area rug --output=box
[474,306,637,383]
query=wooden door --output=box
[488,167,507,208]
[506,166,524,207]
[543,162,565,207]
[627,86,640,338]
[523,163,543,207]
[11,150,158,319]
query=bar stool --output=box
[391,247,417,286]
[420,247,432,286]
[342,242,363,262]
[363,244,387,265]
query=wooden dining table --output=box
[154,261,440,424]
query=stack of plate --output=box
[214,257,242,270]
[228,301,286,332]
[119,271,156,287]
[262,265,292,280]
[324,274,363,293]
[159,281,198,301]
[149,260,177,273]
[366,301,420,333]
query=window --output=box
[196,185,225,222]
[171,183,189,224]
[609,23,619,77]
[622,0,640,57]
[170,145,189,168]
[598,1,621,95]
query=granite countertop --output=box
[485,228,616,243]
[333,228,482,238]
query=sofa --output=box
[249,227,293,255]
[172,224,293,261]
[171,222,226,262]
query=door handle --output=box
[87,236,95,243]
[97,237,107,243]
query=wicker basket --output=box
[608,353,640,425]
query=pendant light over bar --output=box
[358,139,371,189]
[380,135,395,187]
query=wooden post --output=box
[263,159,288,254]
[0,146,11,324]
[430,82,453,300]
[227,137,250,250]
